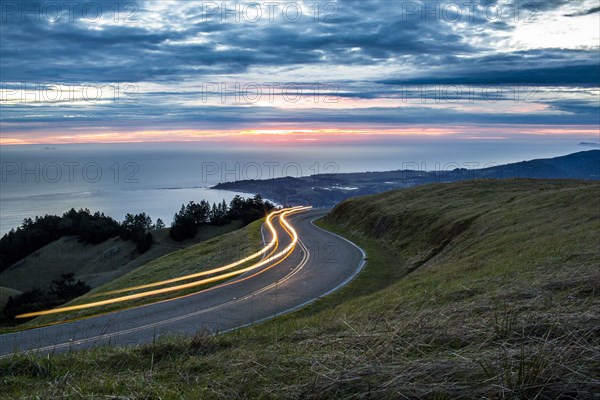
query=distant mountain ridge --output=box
[212,150,600,206]
[479,150,599,180]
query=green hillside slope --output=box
[2,179,598,399]
[22,219,262,327]
[0,222,243,293]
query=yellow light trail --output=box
[92,207,292,296]
[16,207,311,319]
[69,211,304,326]
[151,214,305,306]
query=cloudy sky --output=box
[0,0,598,144]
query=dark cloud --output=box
[380,63,600,86]
[564,6,600,16]
[0,0,598,138]
[0,0,496,82]
[1,1,590,85]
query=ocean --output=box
[0,139,592,235]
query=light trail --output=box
[2,236,313,356]
[16,207,311,319]
[92,207,292,296]
[24,209,305,329]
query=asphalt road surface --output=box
[0,208,365,357]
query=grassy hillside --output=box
[1,179,599,398]
[0,221,243,292]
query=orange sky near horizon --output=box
[1,126,599,146]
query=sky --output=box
[0,0,599,144]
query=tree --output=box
[134,213,153,231]
[209,200,229,225]
[3,288,53,320]
[187,201,210,225]
[169,201,210,241]
[228,195,245,219]
[118,213,154,252]
[120,212,153,239]
[3,274,91,320]
[227,194,275,225]
[0,208,119,272]
[51,273,91,300]
[155,218,165,229]
[136,232,153,253]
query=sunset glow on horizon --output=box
[2,126,599,146]
[1,1,598,146]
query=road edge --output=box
[221,213,367,334]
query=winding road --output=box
[0,208,365,357]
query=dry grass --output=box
[1,179,598,399]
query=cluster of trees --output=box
[170,195,274,241]
[3,273,90,320]
[0,208,160,274]
[228,195,275,225]
[119,212,159,253]
[0,195,274,272]
[0,209,121,273]
[0,195,275,323]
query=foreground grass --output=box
[1,179,599,399]
[17,219,264,328]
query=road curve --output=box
[0,208,365,357]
